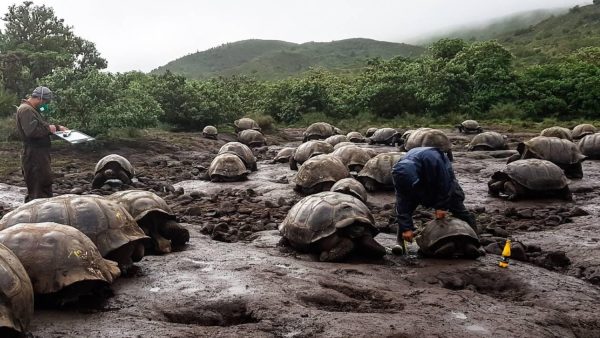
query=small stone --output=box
[493,227,509,238]
[277,197,286,207]
[69,187,84,194]
[526,244,542,253]
[544,215,562,227]
[174,187,184,196]
[264,200,277,208]
[484,243,502,255]
[516,208,534,219]
[186,206,203,216]
[190,191,204,199]
[569,207,589,217]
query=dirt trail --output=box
[0,128,599,337]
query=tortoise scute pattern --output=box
[578,133,600,159]
[504,159,568,191]
[0,243,33,335]
[0,195,147,258]
[523,136,585,164]
[294,141,334,163]
[572,124,597,139]
[94,154,134,176]
[540,126,573,141]
[405,128,451,152]
[279,192,375,245]
[468,131,506,150]
[358,152,404,186]
[293,155,350,189]
[416,218,479,255]
[108,190,175,222]
[0,223,120,294]
[208,153,250,179]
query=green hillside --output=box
[418,7,569,44]
[151,38,425,80]
[499,3,600,65]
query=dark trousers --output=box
[22,145,53,202]
[447,183,477,232]
[397,182,477,242]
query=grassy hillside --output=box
[151,38,424,80]
[418,7,569,44]
[499,3,600,65]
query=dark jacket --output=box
[392,147,456,232]
[16,100,53,202]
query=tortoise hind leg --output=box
[560,186,573,201]
[91,173,106,189]
[318,234,355,262]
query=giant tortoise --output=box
[0,223,120,305]
[238,129,266,148]
[109,190,190,254]
[507,136,586,179]
[202,126,218,139]
[293,154,349,195]
[488,159,571,200]
[332,145,372,172]
[357,152,404,191]
[279,191,385,262]
[578,133,600,159]
[289,140,334,170]
[540,126,573,141]
[456,120,483,134]
[324,134,349,147]
[92,154,135,189]
[0,243,33,337]
[368,128,401,146]
[416,218,481,258]
[347,131,366,143]
[0,194,148,271]
[365,128,378,138]
[272,147,296,164]
[208,152,250,182]
[303,122,338,142]
[404,128,453,161]
[219,142,257,171]
[467,131,508,151]
[234,117,261,132]
[572,124,597,140]
[330,177,368,203]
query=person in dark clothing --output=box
[391,147,477,255]
[15,86,68,202]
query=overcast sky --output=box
[0,0,591,72]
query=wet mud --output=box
[0,128,599,337]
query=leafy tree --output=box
[0,1,106,96]
[43,69,160,134]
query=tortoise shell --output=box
[303,122,337,140]
[238,129,266,147]
[324,135,349,147]
[0,195,148,260]
[369,128,399,143]
[540,126,573,141]
[273,147,296,163]
[404,128,451,152]
[416,218,479,256]
[357,152,404,188]
[520,136,585,165]
[94,154,134,177]
[572,124,597,140]
[332,145,372,172]
[0,223,120,295]
[293,140,334,165]
[208,152,250,181]
[0,243,33,336]
[347,132,366,143]
[219,142,257,171]
[279,191,376,245]
[330,178,368,203]
[578,133,600,159]
[234,117,261,132]
[293,154,349,192]
[468,132,507,151]
[500,159,568,191]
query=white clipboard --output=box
[53,130,95,144]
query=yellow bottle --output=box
[498,239,511,268]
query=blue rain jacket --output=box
[392,147,456,232]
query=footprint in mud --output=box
[435,268,528,301]
[161,298,260,326]
[296,279,404,313]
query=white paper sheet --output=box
[53,130,95,144]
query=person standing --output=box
[391,147,478,256]
[15,86,67,202]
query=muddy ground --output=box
[0,127,599,337]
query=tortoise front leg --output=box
[92,173,106,189]
[116,170,133,185]
[160,219,190,247]
[318,233,355,262]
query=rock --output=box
[69,187,84,194]
[569,207,589,217]
[533,251,570,270]
[526,244,542,253]
[493,227,509,238]
[544,215,562,227]
[484,243,502,255]
[186,206,203,216]
[174,187,185,196]
[189,191,204,199]
[510,242,528,262]
[516,208,534,219]
[264,200,277,208]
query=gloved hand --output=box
[402,230,414,242]
[435,209,448,220]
